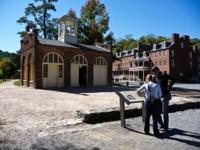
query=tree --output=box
[104,32,115,53]
[10,50,21,70]
[139,34,169,45]
[1,61,17,79]
[112,35,137,54]
[78,0,109,44]
[191,38,200,49]
[17,0,58,39]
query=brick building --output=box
[20,13,112,88]
[113,33,200,82]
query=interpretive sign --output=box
[116,91,144,127]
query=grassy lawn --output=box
[14,80,20,86]
[0,79,3,84]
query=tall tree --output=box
[78,0,109,44]
[10,51,21,70]
[104,32,115,52]
[112,35,137,54]
[17,0,58,39]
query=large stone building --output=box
[20,13,112,88]
[113,33,200,82]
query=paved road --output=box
[0,80,200,150]
[1,108,200,150]
[173,83,200,91]
[117,80,200,91]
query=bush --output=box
[1,61,17,79]
[14,80,20,86]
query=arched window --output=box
[42,52,64,79]
[43,52,63,64]
[71,55,87,65]
[94,57,107,66]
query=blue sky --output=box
[0,0,200,53]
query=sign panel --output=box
[116,91,144,104]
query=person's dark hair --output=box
[151,66,160,72]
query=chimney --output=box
[172,33,179,43]
[183,35,190,43]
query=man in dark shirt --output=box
[152,67,175,130]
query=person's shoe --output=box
[145,131,150,135]
[159,126,166,131]
[154,131,160,137]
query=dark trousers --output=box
[144,100,160,134]
[158,94,170,129]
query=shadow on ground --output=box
[160,128,200,148]
[40,86,135,96]
[31,142,99,150]
[83,102,200,124]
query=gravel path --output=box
[0,80,200,150]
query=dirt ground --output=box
[0,80,199,150]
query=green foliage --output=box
[191,38,200,49]
[0,49,13,58]
[17,0,58,39]
[1,61,17,79]
[10,51,20,70]
[104,32,115,53]
[139,34,169,45]
[78,0,109,44]
[112,35,137,54]
[14,80,21,86]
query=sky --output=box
[0,0,200,53]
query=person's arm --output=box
[157,85,162,99]
[168,75,175,90]
[136,84,146,97]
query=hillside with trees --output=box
[0,50,19,79]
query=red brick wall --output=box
[21,32,112,88]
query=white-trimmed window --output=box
[162,42,166,48]
[71,55,87,64]
[43,64,48,78]
[181,42,184,48]
[94,57,107,65]
[59,65,63,78]
[160,61,163,66]
[43,53,63,64]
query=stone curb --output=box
[79,98,200,124]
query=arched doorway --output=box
[42,52,64,88]
[93,57,108,86]
[28,54,32,86]
[21,56,26,86]
[71,55,88,86]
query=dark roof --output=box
[78,44,111,53]
[38,38,110,53]
[38,38,77,48]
